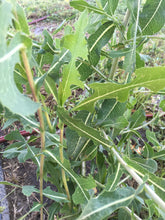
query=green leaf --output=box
[44,149,95,204]
[18,203,42,220]
[139,0,165,35]
[105,163,122,191]
[65,111,92,159]
[143,142,154,159]
[96,99,126,126]
[146,200,157,218]
[101,117,128,130]
[129,109,145,128]
[73,67,165,112]
[96,151,107,183]
[22,185,37,196]
[156,207,165,219]
[124,156,165,202]
[47,48,71,82]
[57,107,113,150]
[72,175,96,204]
[58,10,88,106]
[146,130,160,146]
[76,59,93,81]
[14,3,30,35]
[160,100,165,111]
[131,158,157,173]
[101,0,119,15]
[77,187,135,220]
[42,187,68,203]
[5,130,25,142]
[0,181,21,188]
[152,150,165,161]
[109,48,132,58]
[70,1,106,15]
[0,1,12,43]
[17,149,28,163]
[0,37,40,116]
[44,75,58,103]
[42,30,56,53]
[118,208,132,220]
[88,21,115,66]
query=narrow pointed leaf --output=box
[96,99,126,126]
[66,111,93,159]
[88,21,115,66]
[58,10,88,105]
[47,48,71,81]
[57,107,113,149]
[139,0,165,35]
[146,130,160,146]
[15,3,30,35]
[70,1,106,15]
[42,187,68,203]
[105,163,122,191]
[152,150,165,161]
[77,187,135,220]
[18,203,42,220]
[44,150,95,204]
[129,109,145,128]
[101,0,119,15]
[73,67,165,112]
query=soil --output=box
[1,157,41,220]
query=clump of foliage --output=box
[0,0,165,219]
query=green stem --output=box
[40,93,53,133]
[21,49,45,220]
[109,9,131,80]
[103,131,165,211]
[59,122,71,207]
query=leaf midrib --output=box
[75,77,164,109]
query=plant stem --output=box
[40,93,53,132]
[103,132,165,211]
[59,122,71,207]
[109,9,131,80]
[82,161,86,176]
[124,207,142,220]
[21,49,45,220]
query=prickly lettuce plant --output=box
[0,0,165,219]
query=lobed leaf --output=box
[44,150,96,204]
[73,67,165,112]
[58,10,88,106]
[57,107,114,149]
[77,187,135,220]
